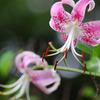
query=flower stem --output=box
[48,65,100,77]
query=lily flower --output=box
[0,51,60,100]
[43,0,100,69]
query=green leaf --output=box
[93,44,100,58]
[86,57,100,72]
[0,50,14,79]
[82,86,96,99]
[76,42,92,55]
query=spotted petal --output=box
[79,21,100,46]
[50,2,71,32]
[71,0,95,23]
[79,36,98,46]
[81,21,100,38]
[27,70,60,94]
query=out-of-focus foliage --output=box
[76,42,92,55]
[82,86,96,99]
[86,44,100,73]
[0,50,14,79]
[86,57,100,72]
[93,44,100,58]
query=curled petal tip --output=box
[88,0,95,12]
[62,0,75,7]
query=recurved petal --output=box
[88,0,95,12]
[62,0,75,7]
[15,51,39,73]
[50,2,71,32]
[71,0,94,23]
[49,18,64,32]
[27,70,60,94]
[22,55,48,70]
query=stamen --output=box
[84,63,86,73]
[65,49,68,58]
[0,74,25,88]
[54,61,58,71]
[82,52,85,63]
[45,46,50,57]
[42,52,46,62]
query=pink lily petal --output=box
[62,0,75,7]
[49,18,62,32]
[15,51,39,73]
[97,38,100,43]
[80,21,100,39]
[22,55,48,70]
[79,36,98,46]
[61,32,68,41]
[27,70,60,94]
[88,0,95,12]
[71,0,89,23]
[79,20,100,46]
[50,2,71,32]
[74,39,77,47]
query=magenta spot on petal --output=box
[61,33,68,41]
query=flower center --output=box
[73,19,78,26]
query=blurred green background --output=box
[0,0,100,100]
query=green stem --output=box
[48,65,100,77]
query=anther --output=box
[54,61,58,71]
[65,49,68,58]
[42,52,46,62]
[82,52,85,63]
[84,63,86,73]
[45,46,50,57]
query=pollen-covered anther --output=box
[65,48,68,58]
[42,52,46,62]
[54,61,58,71]
[82,52,85,63]
[45,46,50,57]
[83,63,86,73]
